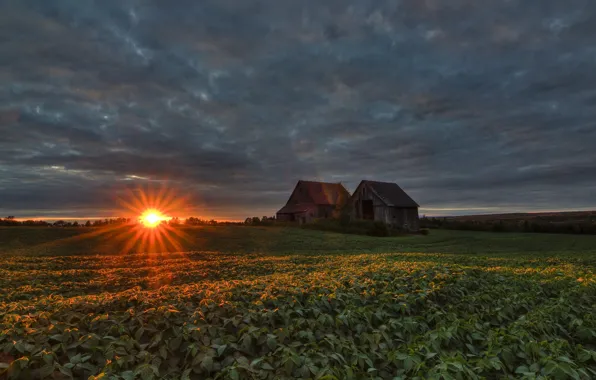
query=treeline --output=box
[243,216,277,226]
[421,217,596,235]
[180,217,242,226]
[0,216,132,227]
[0,216,247,227]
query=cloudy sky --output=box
[1,0,595,220]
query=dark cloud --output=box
[1,0,595,219]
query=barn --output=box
[348,180,420,230]
[276,180,350,224]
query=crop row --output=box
[1,252,596,379]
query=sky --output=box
[1,0,595,220]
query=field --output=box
[445,211,596,222]
[421,211,596,235]
[1,226,596,379]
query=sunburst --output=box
[108,184,194,254]
[140,209,166,228]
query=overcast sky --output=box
[1,0,595,220]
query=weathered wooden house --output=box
[348,180,420,230]
[276,180,350,224]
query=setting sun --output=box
[140,209,166,228]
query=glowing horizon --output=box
[140,209,168,228]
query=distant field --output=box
[445,210,596,221]
[1,227,596,379]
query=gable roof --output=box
[357,180,419,208]
[285,180,351,206]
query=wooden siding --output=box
[276,210,316,224]
[350,183,420,230]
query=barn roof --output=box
[359,180,419,208]
[277,180,350,214]
[296,180,350,205]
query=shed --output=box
[348,180,420,230]
[276,180,350,224]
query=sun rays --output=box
[109,185,194,254]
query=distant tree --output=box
[185,217,209,226]
[73,221,80,227]
[85,220,92,227]
[523,220,530,232]
[244,218,252,225]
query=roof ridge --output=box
[363,179,396,184]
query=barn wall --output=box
[276,213,293,222]
[373,205,390,224]
[405,208,420,230]
[278,208,319,224]
[317,205,335,219]
[387,207,420,230]
[297,211,316,224]
[351,184,386,220]
[350,183,420,230]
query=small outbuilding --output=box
[276,180,350,224]
[348,180,420,230]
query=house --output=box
[276,180,350,224]
[348,180,420,230]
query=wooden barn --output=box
[348,180,420,230]
[276,180,350,224]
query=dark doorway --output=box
[362,200,374,220]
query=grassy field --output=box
[1,226,596,379]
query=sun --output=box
[140,209,166,228]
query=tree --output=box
[73,221,80,227]
[85,220,92,227]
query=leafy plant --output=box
[1,228,595,379]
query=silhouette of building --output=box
[348,180,420,230]
[276,180,350,224]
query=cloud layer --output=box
[1,0,595,219]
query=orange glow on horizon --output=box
[110,185,193,254]
[140,209,167,228]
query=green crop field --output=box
[1,226,596,379]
